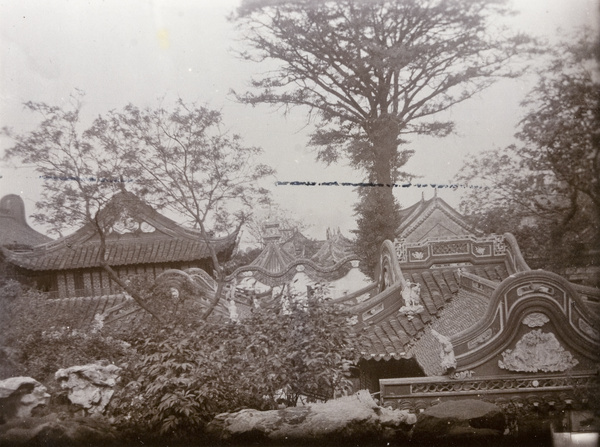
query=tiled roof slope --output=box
[408,290,491,376]
[249,242,298,286]
[396,195,481,241]
[248,231,357,286]
[281,230,323,258]
[311,231,355,266]
[3,192,237,271]
[42,292,232,331]
[4,232,236,271]
[0,194,52,247]
[357,266,508,361]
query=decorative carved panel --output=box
[394,238,407,262]
[498,330,578,373]
[517,283,554,296]
[467,328,493,350]
[522,312,549,328]
[111,210,156,234]
[578,318,600,340]
[431,242,469,255]
[493,235,506,256]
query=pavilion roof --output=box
[356,265,509,363]
[3,192,237,271]
[396,194,481,242]
[0,194,52,249]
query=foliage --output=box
[456,31,600,274]
[0,279,22,301]
[89,100,274,237]
[110,284,359,438]
[0,287,132,383]
[233,0,535,273]
[353,187,401,277]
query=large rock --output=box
[207,390,416,443]
[412,399,505,444]
[55,363,121,415]
[0,412,116,446]
[0,377,50,423]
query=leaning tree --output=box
[232,0,534,274]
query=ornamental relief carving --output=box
[431,242,469,255]
[411,250,425,260]
[467,328,493,350]
[578,318,600,340]
[498,329,578,373]
[473,246,488,255]
[493,234,506,255]
[522,312,549,328]
[450,370,475,380]
[111,210,156,234]
[517,283,554,296]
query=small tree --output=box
[2,94,165,321]
[3,94,274,322]
[87,99,275,319]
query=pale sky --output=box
[1,0,598,240]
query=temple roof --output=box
[246,241,299,287]
[0,194,52,248]
[396,194,481,242]
[250,242,297,276]
[311,229,355,267]
[406,289,491,375]
[3,192,237,271]
[357,265,509,362]
[281,230,323,258]
[247,228,357,287]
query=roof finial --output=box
[434,186,438,198]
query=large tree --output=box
[232,0,532,274]
[456,31,600,274]
[3,95,273,321]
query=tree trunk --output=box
[100,263,165,325]
[371,115,399,240]
[354,115,401,277]
[202,275,225,320]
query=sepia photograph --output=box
[0,0,599,445]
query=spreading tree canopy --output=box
[232,0,533,274]
[456,31,600,275]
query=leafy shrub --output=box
[110,284,359,439]
[15,328,132,384]
[0,279,23,301]
[0,287,133,383]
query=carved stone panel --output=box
[467,328,493,350]
[498,329,578,373]
[522,312,549,328]
[579,318,600,341]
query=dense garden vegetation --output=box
[0,280,359,441]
